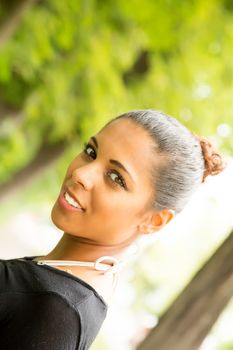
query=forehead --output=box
[96,119,157,185]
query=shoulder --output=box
[30,292,107,349]
[0,257,108,349]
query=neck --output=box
[41,232,134,263]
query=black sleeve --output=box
[0,292,81,350]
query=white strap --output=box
[34,255,124,275]
[34,255,125,303]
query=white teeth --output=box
[64,192,82,209]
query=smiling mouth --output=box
[64,191,83,209]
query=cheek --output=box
[92,190,139,220]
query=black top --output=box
[0,255,108,350]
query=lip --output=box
[66,188,85,210]
[58,189,85,212]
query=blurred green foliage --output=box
[218,342,233,350]
[0,0,233,184]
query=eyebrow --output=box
[90,136,135,183]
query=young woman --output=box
[0,110,225,349]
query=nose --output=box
[71,162,100,191]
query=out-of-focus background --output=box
[0,1,233,349]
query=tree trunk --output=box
[136,229,233,350]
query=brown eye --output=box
[83,143,96,159]
[107,170,127,189]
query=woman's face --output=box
[51,118,158,247]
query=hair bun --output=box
[192,133,227,183]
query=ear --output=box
[138,209,175,235]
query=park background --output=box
[0,0,233,349]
